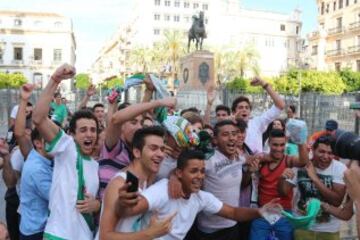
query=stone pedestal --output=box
[177,50,216,110]
[178,50,215,91]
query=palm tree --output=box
[128,46,153,73]
[236,44,260,77]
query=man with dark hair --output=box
[13,84,53,240]
[98,126,175,240]
[280,136,347,240]
[112,149,279,240]
[33,64,100,239]
[49,92,68,127]
[215,105,231,122]
[250,129,309,240]
[180,107,200,117]
[92,103,106,131]
[231,77,285,153]
[308,120,338,150]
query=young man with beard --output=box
[98,126,175,240]
[249,129,308,240]
[33,64,100,240]
[231,77,285,153]
[280,136,346,240]
[115,149,280,240]
[14,84,53,240]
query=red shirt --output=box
[259,155,293,210]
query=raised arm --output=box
[77,84,96,110]
[142,74,155,103]
[322,197,354,221]
[204,87,216,126]
[14,84,34,158]
[0,139,17,187]
[32,64,76,143]
[105,97,176,149]
[290,144,309,168]
[251,77,285,110]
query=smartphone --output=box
[126,171,139,193]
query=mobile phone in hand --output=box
[126,171,139,192]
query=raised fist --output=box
[20,83,35,101]
[52,63,76,83]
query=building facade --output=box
[0,11,76,93]
[92,0,302,85]
[308,0,360,71]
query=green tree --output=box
[339,68,360,92]
[0,72,27,88]
[75,73,91,89]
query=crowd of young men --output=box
[0,63,360,240]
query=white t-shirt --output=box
[157,156,177,180]
[197,150,245,232]
[245,105,282,153]
[44,131,99,240]
[142,179,223,240]
[10,147,24,195]
[10,105,19,119]
[290,160,347,233]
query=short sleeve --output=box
[141,179,169,211]
[332,161,347,185]
[45,130,72,156]
[10,148,24,172]
[199,191,223,215]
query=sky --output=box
[0,0,318,72]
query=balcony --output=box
[349,21,360,31]
[348,45,360,54]
[308,31,320,40]
[30,60,43,65]
[326,49,345,57]
[327,26,345,36]
[11,60,24,65]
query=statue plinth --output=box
[178,50,215,91]
[177,50,216,110]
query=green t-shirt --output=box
[50,102,68,125]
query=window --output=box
[333,1,336,11]
[154,14,160,20]
[34,48,42,61]
[174,1,180,7]
[14,47,23,60]
[14,19,22,26]
[337,17,342,28]
[312,45,318,55]
[280,24,286,31]
[326,4,330,13]
[165,0,170,6]
[0,48,3,61]
[339,0,343,8]
[335,62,341,71]
[336,39,341,50]
[155,0,161,5]
[174,15,180,22]
[357,60,360,71]
[202,4,208,10]
[205,18,208,24]
[165,15,170,21]
[154,29,160,35]
[184,2,190,8]
[296,26,300,34]
[346,0,349,6]
[193,3,199,9]
[53,49,62,62]
[321,2,325,14]
[184,16,190,23]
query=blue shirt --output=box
[19,149,53,235]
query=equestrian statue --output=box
[188,11,207,52]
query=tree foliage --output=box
[0,72,27,89]
[75,73,91,90]
[339,68,360,92]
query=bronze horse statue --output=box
[188,11,207,52]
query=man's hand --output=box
[282,168,295,180]
[305,161,318,181]
[250,77,267,88]
[147,212,176,238]
[168,174,185,199]
[259,198,283,217]
[20,83,35,101]
[0,139,10,157]
[144,74,155,92]
[207,86,216,106]
[51,64,76,83]
[157,97,177,108]
[76,192,100,213]
[117,182,140,208]
[344,162,360,202]
[245,155,260,173]
[86,84,96,97]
